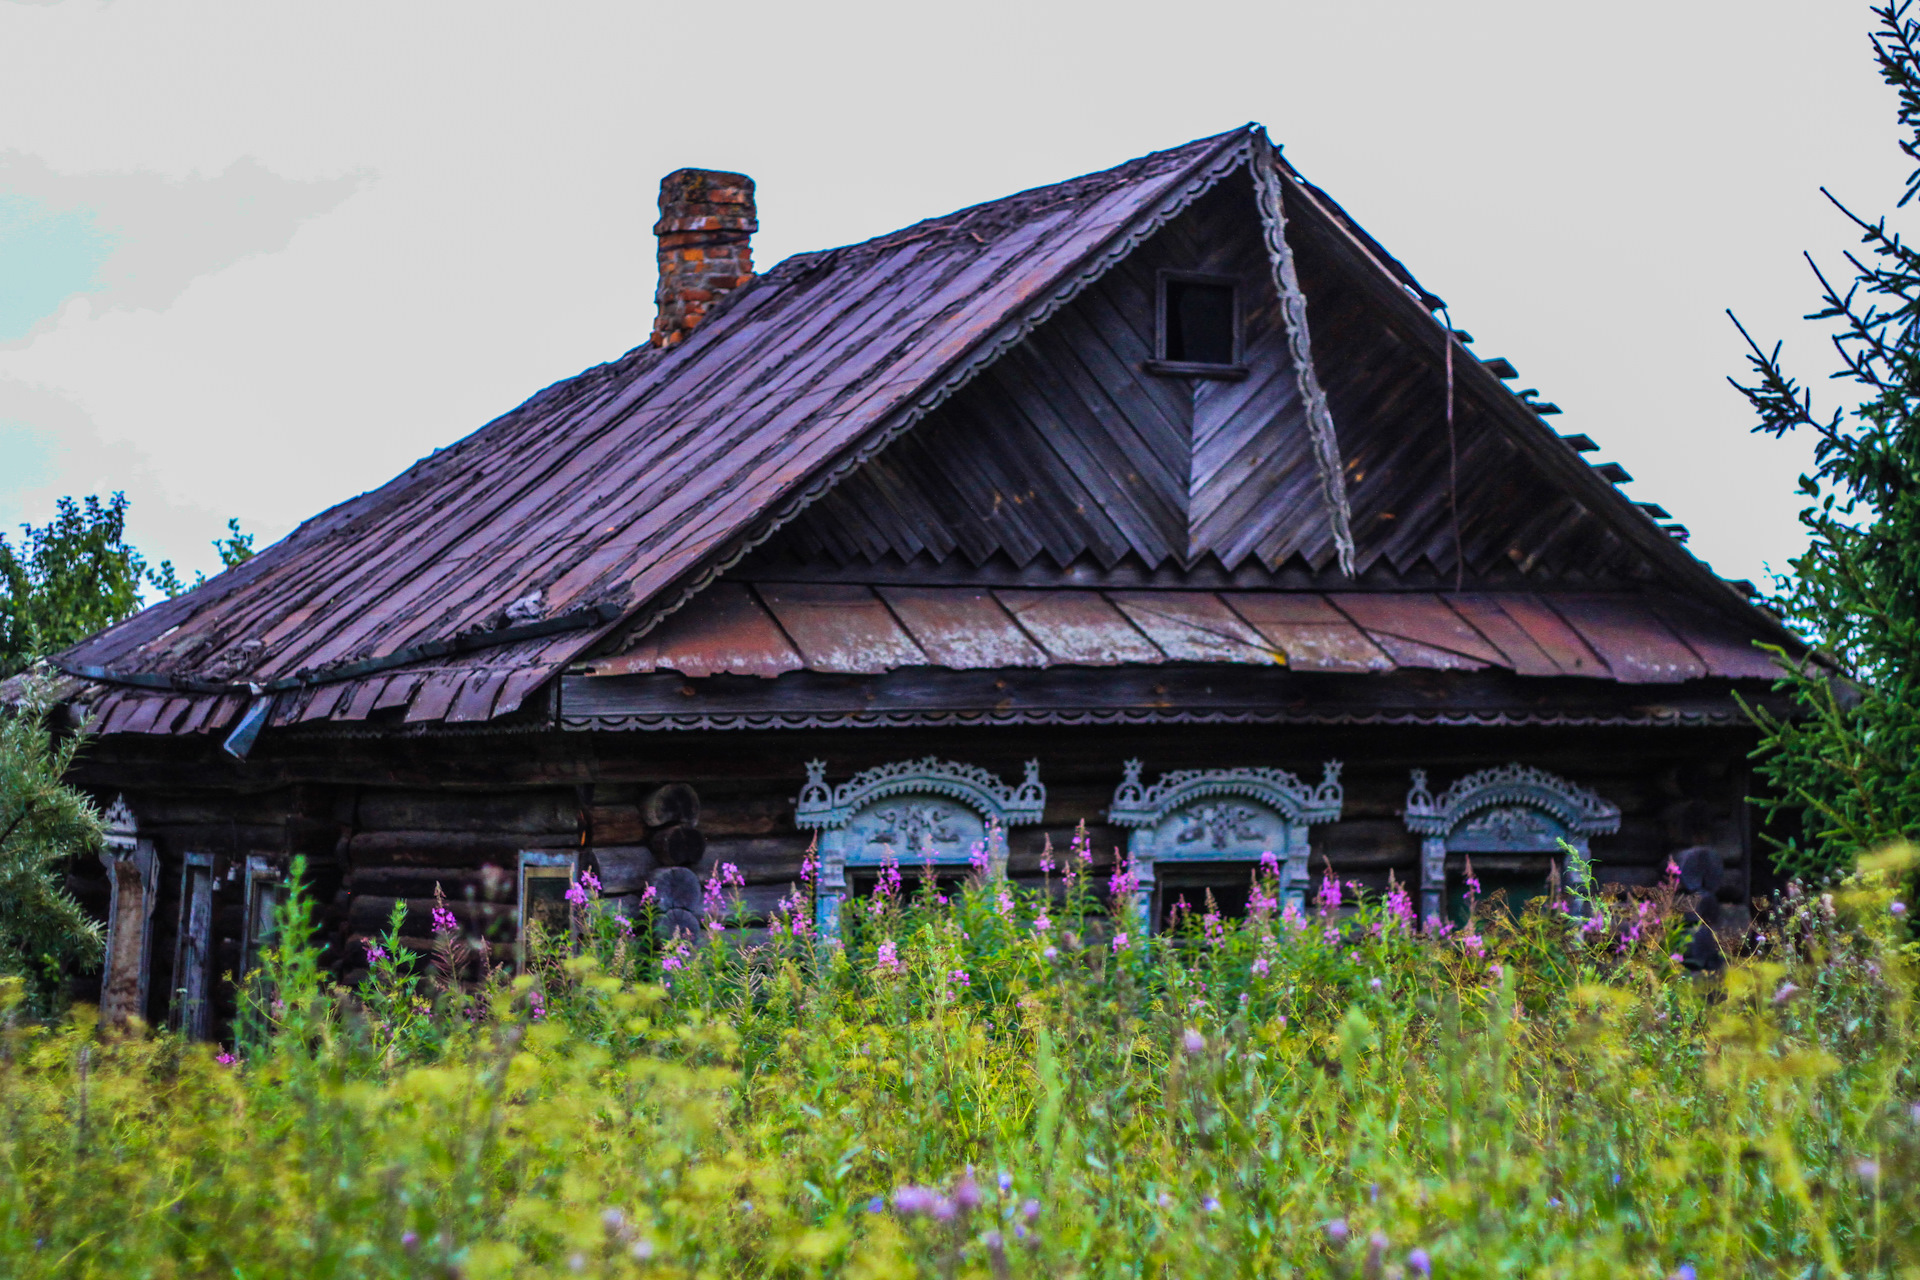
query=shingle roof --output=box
[53,128,1257,733]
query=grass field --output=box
[0,836,1914,1278]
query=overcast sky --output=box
[0,0,1902,589]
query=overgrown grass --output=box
[1,837,1916,1278]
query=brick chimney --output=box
[651,168,756,349]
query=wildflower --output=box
[1460,932,1486,959]
[1182,1027,1205,1054]
[931,1197,957,1221]
[1488,963,1503,979]
[1157,1192,1174,1208]
[1855,1159,1881,1183]
[952,1170,983,1210]
[1112,932,1130,954]
[568,1253,587,1273]
[1034,912,1051,933]
[1315,867,1342,914]
[529,989,547,1021]
[580,867,601,896]
[996,887,1015,916]
[565,880,589,907]
[1042,946,1058,959]
[1325,1218,1349,1243]
[639,883,658,905]
[1773,981,1800,1006]
[875,939,905,975]
[1109,856,1139,900]
[1385,879,1415,929]
[1894,901,1908,916]
[216,1052,236,1066]
[401,1230,419,1251]
[800,849,818,886]
[1369,977,1382,991]
[631,1240,655,1260]
[893,1185,937,1215]
[1668,1267,1697,1280]
[1039,836,1055,874]
[998,1172,1013,1194]
[1021,1199,1041,1223]
[431,904,459,935]
[866,1197,885,1213]
[1670,952,1683,964]
[1251,955,1270,978]
[949,968,971,988]
[1202,1196,1221,1213]
[703,862,745,918]
[364,940,388,964]
[1408,1247,1432,1276]
[1281,901,1307,931]
[969,840,991,873]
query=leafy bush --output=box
[0,678,102,1015]
[0,839,1916,1278]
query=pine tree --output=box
[1734,1,1920,883]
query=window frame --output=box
[516,849,579,965]
[1148,270,1248,379]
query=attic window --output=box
[1147,272,1247,379]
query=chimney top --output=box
[651,169,757,349]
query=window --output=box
[517,850,578,962]
[1149,271,1245,378]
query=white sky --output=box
[0,0,1902,588]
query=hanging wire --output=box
[1441,308,1463,592]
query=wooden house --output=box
[31,126,1793,1032]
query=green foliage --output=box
[1735,2,1920,884]
[0,678,102,1015]
[0,494,154,678]
[0,495,258,676]
[2,839,1918,1277]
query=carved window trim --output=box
[795,757,1046,937]
[1107,760,1345,928]
[1402,763,1621,924]
[169,851,215,1039]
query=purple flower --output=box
[1021,1199,1041,1223]
[931,1197,957,1221]
[1202,1196,1221,1213]
[1408,1247,1431,1276]
[866,1197,884,1213]
[1369,977,1382,991]
[892,1185,936,1215]
[998,1172,1013,1194]
[1112,932,1130,954]
[1893,901,1907,916]
[431,905,459,935]
[216,1051,236,1066]
[1325,1218,1349,1243]
[364,940,388,964]
[565,881,589,908]
[949,968,971,989]
[1669,1267,1697,1280]
[401,1230,419,1252]
[1042,946,1058,960]
[1773,982,1800,1006]
[952,1170,983,1211]
[1182,1027,1206,1055]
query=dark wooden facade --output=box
[29,126,1794,1034]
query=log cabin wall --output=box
[70,717,1756,1035]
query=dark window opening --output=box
[1162,278,1237,365]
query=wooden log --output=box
[588,805,647,846]
[641,783,700,828]
[649,867,702,914]
[354,789,578,834]
[346,895,514,934]
[649,823,706,868]
[345,830,575,865]
[590,846,657,895]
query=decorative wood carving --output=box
[795,757,1046,937]
[1107,760,1344,926]
[1403,763,1621,923]
[98,795,157,1027]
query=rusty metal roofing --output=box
[575,585,1780,685]
[45,122,1793,739]
[54,129,1257,732]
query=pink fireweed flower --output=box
[615,911,635,937]
[1280,900,1307,932]
[216,1051,236,1066]
[1112,932,1130,954]
[660,939,692,973]
[875,939,905,975]
[949,968,971,988]
[800,849,819,887]
[1322,924,1341,946]
[565,880,590,908]
[528,988,547,1021]
[1042,945,1058,959]
[431,904,459,935]
[1251,955,1270,978]
[1108,857,1139,900]
[1039,835,1055,874]
[1460,932,1486,958]
[968,840,991,873]
[639,884,658,905]
[1385,881,1415,930]
[364,940,388,964]
[1203,910,1224,946]
[1182,1027,1206,1054]
[1315,869,1343,915]
[996,887,1015,916]
[872,849,903,904]
[579,868,601,896]
[1033,911,1052,932]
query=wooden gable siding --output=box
[774,176,1332,572]
[763,168,1681,590]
